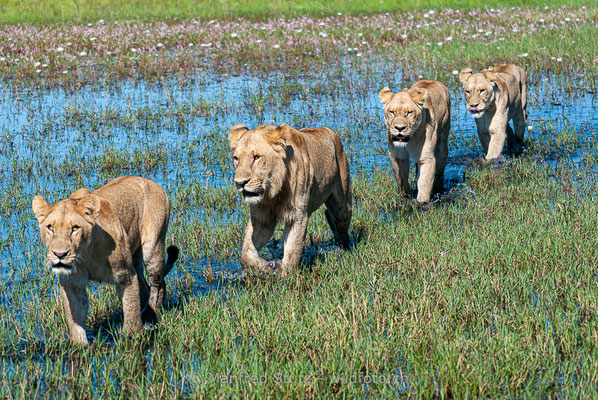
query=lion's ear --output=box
[410,88,428,108]
[77,195,101,221]
[69,188,92,201]
[32,195,50,224]
[459,68,473,85]
[229,124,249,151]
[378,87,394,104]
[484,71,498,83]
[265,123,289,145]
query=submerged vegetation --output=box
[0,1,597,398]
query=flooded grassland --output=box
[1,6,598,399]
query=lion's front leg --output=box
[416,157,436,203]
[281,215,309,276]
[116,274,144,335]
[388,152,410,195]
[240,215,276,273]
[486,116,508,160]
[60,285,89,346]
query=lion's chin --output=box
[470,109,485,119]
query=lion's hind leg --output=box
[324,191,352,250]
[132,249,153,323]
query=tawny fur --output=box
[32,176,178,345]
[459,63,528,160]
[229,123,352,276]
[379,80,451,203]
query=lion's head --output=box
[228,123,289,205]
[32,188,100,276]
[379,86,427,145]
[459,68,498,119]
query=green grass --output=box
[2,157,598,398]
[0,0,593,24]
[1,2,597,397]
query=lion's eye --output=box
[71,226,80,234]
[407,110,413,115]
[232,156,238,162]
[47,225,54,233]
[479,89,486,93]
[253,155,261,161]
[388,110,395,116]
[465,90,471,94]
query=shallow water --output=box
[0,61,596,293]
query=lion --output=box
[459,63,527,160]
[228,123,352,276]
[379,80,451,203]
[32,176,179,345]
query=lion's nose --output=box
[394,125,407,132]
[235,178,249,189]
[53,250,68,259]
[469,103,479,108]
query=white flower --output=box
[79,51,87,56]
[131,48,137,53]
[87,23,92,26]
[62,70,68,74]
[156,43,164,48]
[452,70,459,75]
[200,43,212,47]
[107,51,112,55]
[66,42,72,46]
[98,19,104,24]
[56,47,64,52]
[565,17,570,21]
[273,44,280,49]
[498,37,505,41]
[426,42,431,46]
[34,62,40,67]
[231,33,238,38]
[256,39,262,43]
[539,18,545,23]
[0,57,5,62]
[356,53,362,57]
[437,42,443,46]
[337,12,342,15]
[90,37,96,41]
[189,43,195,47]
[418,75,423,78]
[485,31,492,36]
[517,53,528,57]
[556,57,562,62]
[478,29,484,33]
[401,34,408,39]
[361,41,367,45]
[295,29,302,33]
[42,63,47,67]
[358,32,363,37]
[528,125,533,131]
[319,32,328,37]
[36,69,41,73]
[445,36,452,41]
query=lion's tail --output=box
[164,245,179,277]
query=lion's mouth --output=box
[468,106,481,113]
[392,135,410,143]
[51,262,73,270]
[242,189,264,198]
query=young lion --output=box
[228,123,352,276]
[459,63,527,160]
[379,80,451,203]
[32,176,179,345]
